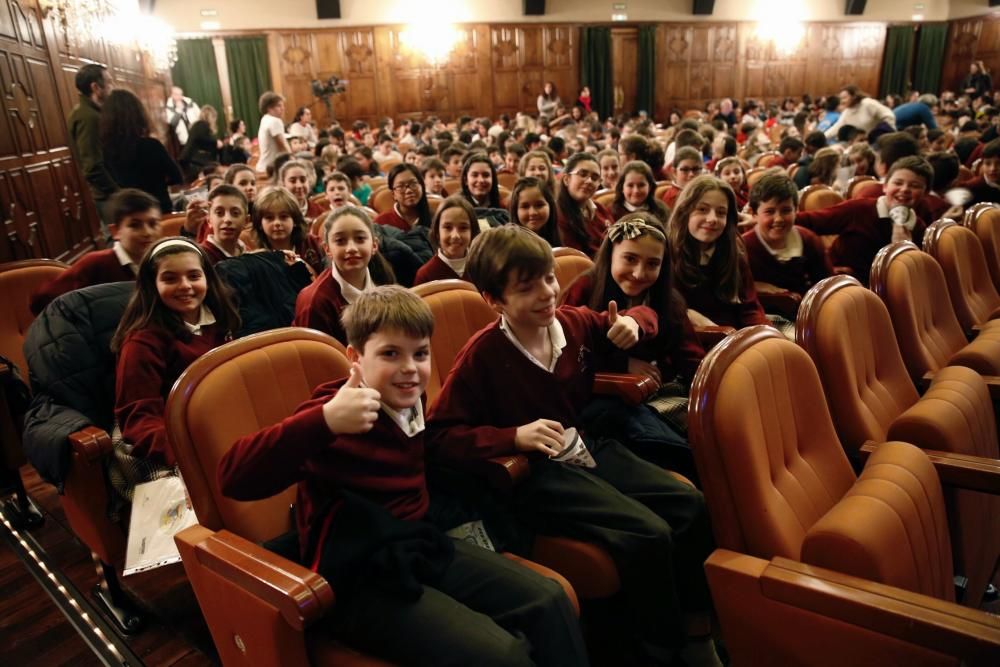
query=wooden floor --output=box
[0,465,217,666]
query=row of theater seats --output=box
[3,206,1000,664]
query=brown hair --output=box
[429,196,480,250]
[748,170,799,211]
[466,224,554,301]
[342,285,434,352]
[111,238,240,353]
[320,205,396,285]
[886,155,933,189]
[251,186,309,250]
[807,147,840,186]
[667,175,744,303]
[509,176,560,246]
[258,91,284,115]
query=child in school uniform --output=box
[518,150,556,190]
[420,158,448,197]
[795,155,932,285]
[323,171,353,209]
[660,147,704,210]
[251,186,326,276]
[30,189,162,315]
[610,161,672,223]
[218,286,588,666]
[668,175,767,329]
[556,152,615,256]
[293,206,395,344]
[561,213,705,473]
[374,163,433,232]
[427,225,721,666]
[742,171,832,299]
[279,159,327,222]
[597,149,621,191]
[509,177,561,247]
[196,184,248,265]
[112,237,240,470]
[413,197,480,285]
[714,156,748,210]
[223,163,257,218]
[460,152,504,210]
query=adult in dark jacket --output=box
[22,282,134,488]
[68,64,118,233]
[100,90,183,214]
[963,61,993,100]
[181,105,222,181]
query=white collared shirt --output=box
[437,249,467,277]
[183,305,216,336]
[112,241,139,276]
[623,201,646,213]
[876,195,916,230]
[206,235,245,258]
[499,314,566,373]
[754,226,804,262]
[331,264,373,304]
[381,398,425,438]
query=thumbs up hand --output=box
[322,363,382,434]
[606,301,641,350]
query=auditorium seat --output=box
[796,275,1000,606]
[653,182,672,200]
[755,151,783,168]
[369,185,393,214]
[963,203,1000,293]
[923,219,1000,334]
[689,325,1000,665]
[159,213,188,238]
[426,193,444,215]
[798,184,844,212]
[845,175,879,199]
[745,166,767,189]
[0,259,66,528]
[552,246,593,298]
[308,193,331,217]
[497,172,518,190]
[870,241,1000,382]
[366,177,387,193]
[593,189,615,209]
[167,328,579,666]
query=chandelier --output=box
[40,0,178,71]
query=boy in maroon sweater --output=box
[427,225,720,666]
[30,189,161,315]
[796,156,932,285]
[742,171,832,299]
[194,184,247,265]
[218,286,587,666]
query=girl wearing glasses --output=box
[556,152,615,256]
[660,147,704,210]
[374,163,433,231]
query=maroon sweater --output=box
[556,202,614,256]
[30,249,134,315]
[374,208,413,232]
[426,304,657,462]
[218,378,429,566]
[795,198,926,285]
[660,184,682,210]
[676,252,767,329]
[741,226,833,297]
[560,273,704,382]
[413,254,465,285]
[199,240,243,266]
[115,325,227,466]
[293,267,349,344]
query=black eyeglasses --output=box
[392,181,422,193]
[568,170,601,183]
[677,166,703,174]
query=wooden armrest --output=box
[176,525,334,631]
[860,441,1000,495]
[694,325,735,350]
[759,554,1000,663]
[463,455,532,493]
[593,372,658,405]
[68,426,112,461]
[757,290,802,320]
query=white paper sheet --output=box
[124,475,198,576]
[550,427,597,468]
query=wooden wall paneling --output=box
[490,26,520,116]
[443,25,482,119]
[611,27,638,116]
[943,16,1000,94]
[543,25,576,117]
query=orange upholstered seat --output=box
[923,219,1000,333]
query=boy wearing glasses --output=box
[661,147,704,210]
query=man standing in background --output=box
[68,63,117,239]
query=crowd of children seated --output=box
[25,80,1000,665]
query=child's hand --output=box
[514,419,565,457]
[607,301,641,349]
[322,363,381,434]
[628,358,661,386]
[184,199,208,234]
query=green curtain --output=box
[580,27,613,120]
[170,39,224,123]
[224,37,272,139]
[880,26,915,97]
[637,26,656,117]
[913,24,948,94]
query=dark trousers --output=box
[327,539,589,666]
[512,438,714,649]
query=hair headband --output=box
[150,238,202,258]
[607,218,666,244]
